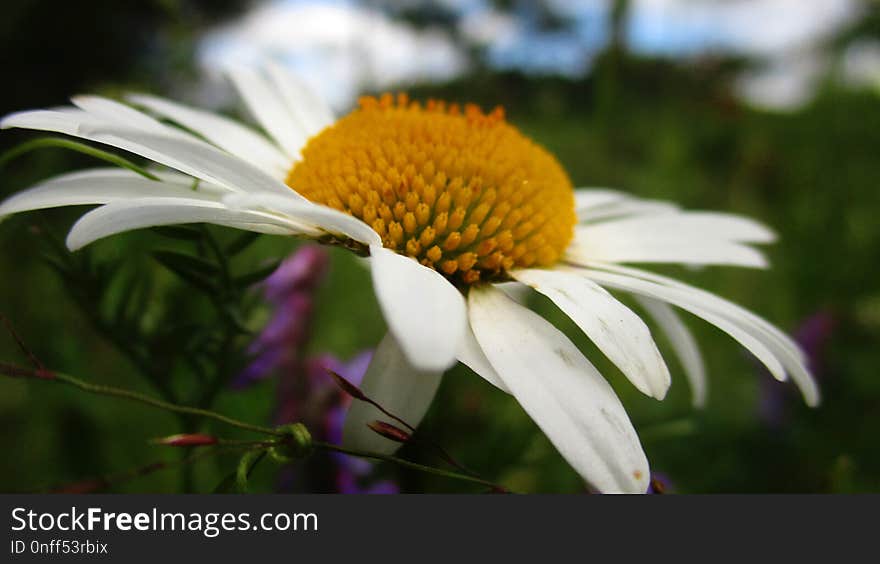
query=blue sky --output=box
[197,0,869,110]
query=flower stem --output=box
[3,366,282,437]
[1,363,511,492]
[313,440,510,492]
[0,137,160,180]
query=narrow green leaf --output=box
[152,251,218,293]
[225,231,261,256]
[233,259,282,289]
[216,450,266,494]
[0,137,160,181]
[150,225,204,241]
[152,250,219,277]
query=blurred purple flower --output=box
[235,245,396,493]
[759,310,836,427]
[231,246,328,389]
[648,472,673,494]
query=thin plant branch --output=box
[0,362,281,436]
[314,441,511,492]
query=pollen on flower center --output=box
[286,93,576,285]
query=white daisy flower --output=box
[0,64,818,493]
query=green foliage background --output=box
[0,1,878,493]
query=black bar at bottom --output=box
[1,494,873,562]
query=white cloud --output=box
[736,54,827,111]
[459,8,518,47]
[628,0,861,57]
[195,0,869,112]
[626,0,863,111]
[198,0,467,110]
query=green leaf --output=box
[236,450,264,493]
[153,250,219,276]
[213,450,266,493]
[233,259,282,289]
[0,137,160,180]
[152,251,219,293]
[150,225,204,241]
[225,231,261,256]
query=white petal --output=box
[369,245,467,371]
[493,280,531,304]
[2,108,98,136]
[574,188,679,223]
[574,188,629,215]
[579,267,785,380]
[127,93,290,175]
[65,197,306,250]
[3,107,293,197]
[468,285,650,494]
[342,333,443,454]
[582,212,776,243]
[635,296,707,408]
[585,199,680,222]
[513,268,671,400]
[567,226,769,269]
[456,319,510,393]
[71,95,180,137]
[0,168,225,218]
[225,65,308,158]
[578,263,819,406]
[222,192,380,247]
[77,125,295,196]
[265,62,335,137]
[592,262,807,363]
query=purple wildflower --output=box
[231,246,328,389]
[236,245,396,493]
[647,472,673,494]
[758,310,836,427]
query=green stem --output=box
[314,440,509,492]
[0,137,160,180]
[43,444,258,494]
[2,364,509,492]
[47,370,282,436]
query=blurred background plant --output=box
[1,0,878,493]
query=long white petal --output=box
[65,197,307,250]
[591,262,807,363]
[265,62,335,137]
[579,267,785,380]
[577,263,819,406]
[0,168,224,218]
[2,108,98,136]
[574,188,629,215]
[71,96,173,134]
[369,245,466,372]
[574,188,679,223]
[3,108,293,196]
[580,212,777,243]
[567,228,769,268]
[585,199,680,222]
[222,192,380,247]
[127,93,290,175]
[78,125,294,196]
[456,319,510,393]
[635,296,707,408]
[225,65,308,158]
[513,268,671,400]
[468,285,650,494]
[342,333,443,454]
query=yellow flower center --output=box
[286,93,575,285]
